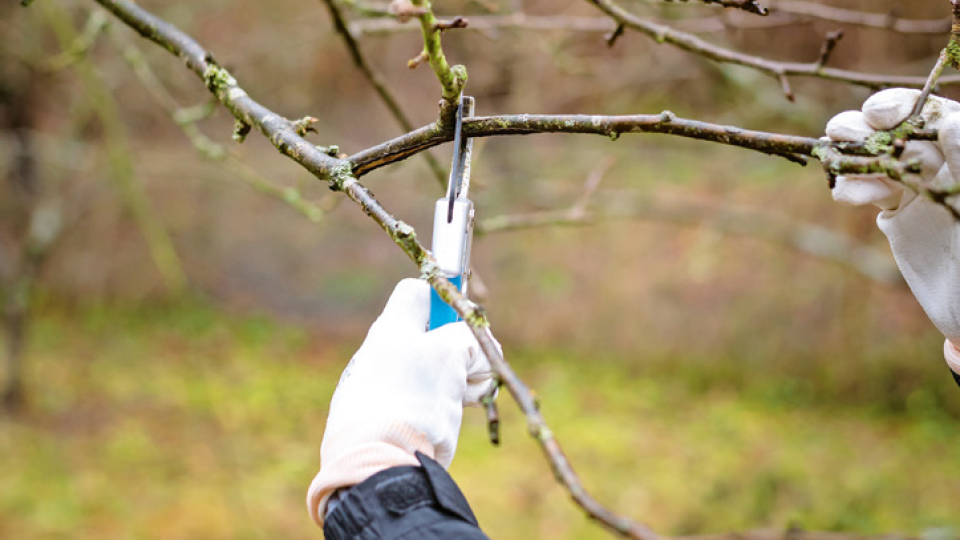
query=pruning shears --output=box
[429,95,476,330]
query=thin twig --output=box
[348,12,796,36]
[815,30,843,69]
[572,156,615,215]
[408,0,466,107]
[45,10,109,71]
[659,0,950,35]
[909,0,960,121]
[910,49,949,120]
[672,0,768,16]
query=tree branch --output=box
[477,189,905,287]
[769,0,950,35]
[347,12,796,37]
[408,0,467,107]
[586,0,960,99]
[45,10,109,72]
[345,111,852,177]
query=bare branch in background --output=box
[477,156,614,233]
[346,6,949,38]
[45,10,109,71]
[348,12,801,37]
[114,33,337,223]
[768,0,950,35]
[653,0,950,34]
[41,1,188,294]
[585,0,960,99]
[477,184,904,287]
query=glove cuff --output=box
[307,421,435,527]
[945,340,960,376]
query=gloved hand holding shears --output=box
[307,96,497,529]
[825,88,960,381]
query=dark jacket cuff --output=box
[323,452,488,540]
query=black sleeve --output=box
[323,451,492,540]
[951,367,960,389]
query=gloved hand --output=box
[825,88,960,210]
[825,88,960,376]
[307,278,497,526]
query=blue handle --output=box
[429,275,463,330]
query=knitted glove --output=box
[825,88,960,375]
[307,278,497,526]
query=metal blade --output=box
[447,96,475,222]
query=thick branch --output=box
[347,112,944,178]
[347,112,838,176]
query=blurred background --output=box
[2,0,960,538]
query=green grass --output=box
[1,302,959,540]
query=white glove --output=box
[825,88,960,210]
[306,278,497,526]
[825,88,960,373]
